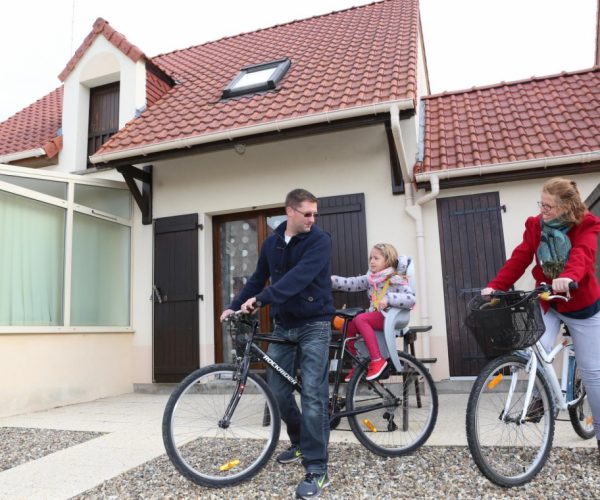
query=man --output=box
[220,188,334,499]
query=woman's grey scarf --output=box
[537,218,572,279]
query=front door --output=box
[153,214,199,382]
[585,183,600,280]
[212,192,370,362]
[437,192,507,376]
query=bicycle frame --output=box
[504,335,578,423]
[230,315,400,423]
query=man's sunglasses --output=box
[292,207,319,218]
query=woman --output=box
[481,177,600,459]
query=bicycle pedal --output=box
[377,366,391,380]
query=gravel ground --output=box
[72,442,598,499]
[0,427,104,472]
[2,428,598,498]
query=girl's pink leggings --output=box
[346,310,384,360]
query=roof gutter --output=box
[0,148,47,164]
[90,99,415,165]
[415,150,600,183]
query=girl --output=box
[332,243,416,381]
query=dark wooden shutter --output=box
[318,193,370,309]
[585,183,600,281]
[437,192,507,376]
[87,82,119,166]
[153,214,199,382]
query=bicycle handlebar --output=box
[488,281,578,302]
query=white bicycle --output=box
[465,284,594,487]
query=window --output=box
[222,58,291,99]
[88,82,120,167]
[0,169,131,329]
[0,191,65,326]
[71,212,130,326]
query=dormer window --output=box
[223,58,291,99]
[87,82,120,167]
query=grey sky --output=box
[0,0,596,122]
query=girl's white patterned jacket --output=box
[331,255,416,310]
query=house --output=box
[0,0,598,417]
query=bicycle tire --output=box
[466,354,555,487]
[346,351,438,456]
[162,364,281,487]
[568,363,595,440]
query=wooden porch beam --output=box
[117,165,153,225]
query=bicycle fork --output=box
[501,352,542,424]
[218,356,251,429]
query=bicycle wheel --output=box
[568,363,595,439]
[466,354,555,487]
[162,364,281,487]
[346,351,438,456]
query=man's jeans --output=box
[266,321,331,473]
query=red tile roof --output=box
[415,67,600,175]
[58,18,146,82]
[146,70,173,108]
[0,87,62,158]
[94,0,420,158]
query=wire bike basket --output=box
[466,293,545,357]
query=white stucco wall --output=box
[126,119,598,386]
[0,333,132,418]
[131,124,422,382]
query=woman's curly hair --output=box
[543,177,587,225]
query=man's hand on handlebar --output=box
[480,287,495,297]
[240,297,258,315]
[220,309,235,322]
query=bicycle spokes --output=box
[466,355,554,487]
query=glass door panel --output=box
[219,218,259,362]
[214,208,286,362]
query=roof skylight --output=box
[223,58,291,99]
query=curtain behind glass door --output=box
[219,218,259,361]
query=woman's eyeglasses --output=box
[292,207,319,218]
[537,201,555,211]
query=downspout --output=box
[390,102,440,358]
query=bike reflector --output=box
[220,459,240,471]
[487,373,503,389]
[363,419,378,432]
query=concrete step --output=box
[134,378,476,395]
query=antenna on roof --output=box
[70,0,76,55]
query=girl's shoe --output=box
[366,358,388,380]
[344,367,356,382]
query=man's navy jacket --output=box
[229,221,335,329]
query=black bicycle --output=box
[162,308,438,487]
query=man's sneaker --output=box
[276,444,302,464]
[344,367,356,382]
[295,471,330,499]
[366,358,388,381]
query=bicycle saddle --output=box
[334,307,365,319]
